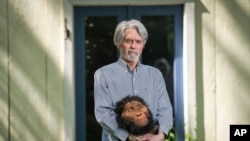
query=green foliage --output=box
[185,134,192,141]
[165,121,196,141]
[165,127,175,141]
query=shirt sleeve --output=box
[155,71,174,136]
[94,68,129,141]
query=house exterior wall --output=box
[0,0,9,140]
[197,0,250,141]
[0,0,65,141]
[0,0,249,141]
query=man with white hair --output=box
[94,19,173,141]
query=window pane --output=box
[141,16,174,106]
[85,16,117,141]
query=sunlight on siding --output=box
[6,0,64,140]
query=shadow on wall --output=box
[0,1,64,141]
[195,0,250,141]
[217,0,250,86]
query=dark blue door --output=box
[74,6,183,141]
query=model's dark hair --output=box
[114,95,148,116]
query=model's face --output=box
[119,28,144,63]
[121,101,149,127]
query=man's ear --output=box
[114,40,120,49]
[116,44,121,49]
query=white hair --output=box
[113,19,148,47]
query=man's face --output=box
[119,28,144,63]
[121,101,149,127]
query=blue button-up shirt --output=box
[94,58,173,141]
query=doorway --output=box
[74,5,184,141]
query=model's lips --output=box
[135,117,148,126]
[136,117,146,122]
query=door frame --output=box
[74,5,185,141]
[63,2,196,141]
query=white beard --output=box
[123,50,141,62]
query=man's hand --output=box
[128,132,165,141]
[128,133,153,141]
[149,131,165,141]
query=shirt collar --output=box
[117,58,141,72]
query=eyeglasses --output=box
[123,38,143,45]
